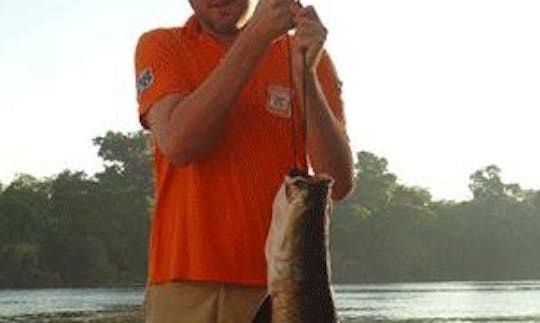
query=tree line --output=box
[0,131,539,287]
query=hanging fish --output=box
[252,171,338,323]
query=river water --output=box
[1,281,540,322]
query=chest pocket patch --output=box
[266,85,292,118]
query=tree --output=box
[332,151,400,282]
[92,131,153,281]
[350,151,397,214]
[0,174,57,286]
[469,165,521,201]
[3,132,540,286]
[93,131,153,198]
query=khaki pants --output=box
[144,281,267,323]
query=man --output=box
[134,0,353,322]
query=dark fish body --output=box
[253,174,338,323]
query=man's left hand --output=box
[291,4,328,76]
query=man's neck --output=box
[210,31,237,47]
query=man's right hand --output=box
[250,0,297,43]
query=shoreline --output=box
[0,306,143,323]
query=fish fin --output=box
[251,295,272,323]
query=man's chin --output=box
[196,9,247,37]
[209,19,240,35]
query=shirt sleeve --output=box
[316,50,347,132]
[134,29,189,129]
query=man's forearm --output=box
[304,71,354,200]
[165,22,271,165]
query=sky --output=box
[1,0,539,201]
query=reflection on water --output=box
[1,281,540,322]
[335,281,540,322]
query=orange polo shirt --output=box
[134,16,346,286]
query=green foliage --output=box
[331,153,540,283]
[1,132,540,287]
[0,131,152,287]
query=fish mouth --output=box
[285,172,334,203]
[287,170,334,185]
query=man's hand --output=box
[250,0,297,43]
[291,5,327,77]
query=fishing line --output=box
[301,48,307,171]
[286,35,299,173]
[286,31,308,176]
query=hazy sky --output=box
[1,0,539,201]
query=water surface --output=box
[336,281,540,322]
[1,281,540,322]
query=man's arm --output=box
[145,0,296,166]
[304,69,354,201]
[292,6,354,201]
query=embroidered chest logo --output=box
[136,68,154,98]
[266,85,292,118]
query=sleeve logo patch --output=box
[136,68,154,97]
[266,85,291,118]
